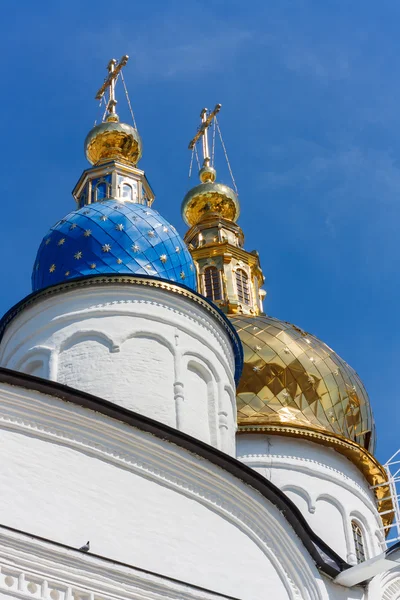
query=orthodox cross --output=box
[95,55,129,118]
[188,104,221,167]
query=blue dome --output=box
[32,201,197,292]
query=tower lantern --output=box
[183,104,265,316]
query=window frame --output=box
[351,520,366,563]
[235,268,251,305]
[203,266,222,301]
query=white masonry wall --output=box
[237,434,385,563]
[0,381,364,600]
[0,283,237,455]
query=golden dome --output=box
[182,181,240,227]
[231,314,375,452]
[85,118,142,166]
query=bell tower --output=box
[182,105,266,316]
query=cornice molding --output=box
[0,275,244,384]
[237,425,391,527]
[0,527,238,600]
[239,452,380,524]
[0,368,347,589]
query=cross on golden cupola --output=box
[182,105,266,316]
[72,55,154,209]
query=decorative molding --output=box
[1,293,235,390]
[237,423,392,528]
[0,275,244,384]
[0,528,238,600]
[239,452,379,518]
[0,382,324,600]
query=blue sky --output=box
[0,0,399,463]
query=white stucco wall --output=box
[0,283,237,455]
[0,381,350,600]
[237,434,384,563]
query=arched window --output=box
[204,266,222,301]
[352,521,366,563]
[122,183,133,201]
[96,182,107,201]
[236,268,251,305]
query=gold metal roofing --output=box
[231,314,375,452]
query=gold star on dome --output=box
[58,238,65,246]
[49,264,56,273]
[310,356,315,363]
[253,366,261,373]
[45,238,51,245]
[132,244,139,252]
[160,255,167,263]
[102,244,111,252]
[100,215,108,222]
[90,263,96,269]
[116,258,123,264]
[254,345,262,351]
[283,347,290,354]
[115,224,124,231]
[74,251,82,260]
[163,226,168,233]
[84,229,92,237]
[70,223,77,230]
[65,271,70,276]
[180,272,185,280]
[175,246,180,253]
[148,230,155,238]
[189,264,194,271]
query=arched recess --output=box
[58,329,176,427]
[314,493,348,560]
[95,180,109,201]
[119,330,176,358]
[281,485,315,515]
[181,357,217,446]
[15,347,52,380]
[350,510,374,560]
[59,330,118,354]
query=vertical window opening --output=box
[96,182,107,201]
[236,269,251,305]
[204,266,222,301]
[122,183,133,201]
[352,521,366,563]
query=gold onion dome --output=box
[231,314,375,453]
[182,167,240,227]
[85,115,142,166]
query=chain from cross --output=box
[95,55,129,119]
[188,104,221,167]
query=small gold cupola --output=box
[72,56,153,209]
[182,105,265,316]
[85,56,143,167]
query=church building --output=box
[0,55,398,600]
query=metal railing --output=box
[371,449,400,547]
